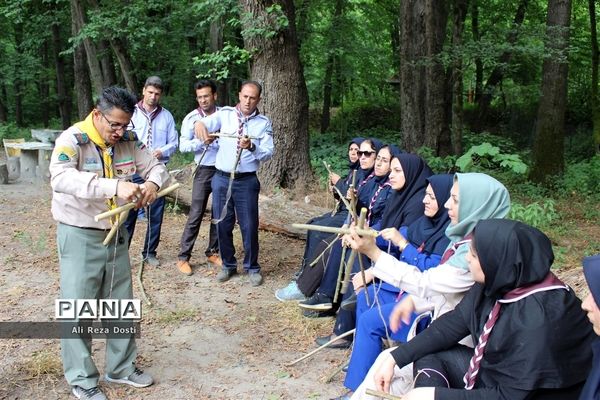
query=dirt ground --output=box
[0,179,350,400]
[0,171,597,400]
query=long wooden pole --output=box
[291,223,379,237]
[286,328,355,367]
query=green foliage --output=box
[0,122,31,141]
[509,199,558,229]
[455,142,528,174]
[310,134,348,186]
[193,44,251,81]
[168,151,194,171]
[557,155,600,199]
[328,97,401,138]
[241,4,289,40]
[416,147,456,174]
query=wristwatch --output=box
[249,143,256,152]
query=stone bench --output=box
[3,141,54,181]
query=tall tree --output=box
[400,0,450,154]
[450,0,469,156]
[590,0,600,152]
[475,0,529,128]
[320,0,343,133]
[52,23,72,129]
[239,0,312,189]
[71,0,104,94]
[530,0,572,182]
[71,1,93,119]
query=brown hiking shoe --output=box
[176,260,192,276]
[206,254,223,267]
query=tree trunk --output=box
[401,0,450,154]
[450,0,468,156]
[471,0,483,103]
[98,40,117,86]
[0,84,7,123]
[239,0,313,189]
[295,0,310,50]
[210,17,229,105]
[39,42,51,128]
[475,0,529,127]
[109,38,138,94]
[70,0,104,95]
[590,0,600,152]
[52,23,72,129]
[530,0,571,182]
[320,0,343,134]
[71,5,93,119]
[14,22,24,127]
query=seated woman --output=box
[372,219,594,400]
[348,172,511,400]
[339,174,453,396]
[581,253,600,400]
[302,153,433,341]
[275,137,365,301]
[296,141,393,310]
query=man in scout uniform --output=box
[50,86,170,400]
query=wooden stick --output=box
[341,208,367,294]
[308,234,341,267]
[102,210,128,246]
[333,239,348,303]
[95,183,181,222]
[330,184,354,220]
[291,223,379,237]
[365,388,403,400]
[209,132,258,140]
[321,360,349,384]
[286,328,355,367]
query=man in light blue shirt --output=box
[124,76,178,267]
[176,80,222,276]
[195,80,274,286]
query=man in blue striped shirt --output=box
[194,81,274,286]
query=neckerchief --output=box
[136,101,162,148]
[74,112,118,224]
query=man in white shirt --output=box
[124,76,178,267]
[176,80,222,275]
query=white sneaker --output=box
[275,281,306,302]
[105,367,153,388]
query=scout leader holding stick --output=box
[50,87,171,400]
[193,80,274,287]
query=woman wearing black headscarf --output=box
[581,254,600,400]
[374,219,594,400]
[275,137,373,302]
[338,174,454,395]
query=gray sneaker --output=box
[216,268,237,282]
[105,367,153,388]
[144,255,160,267]
[248,271,263,287]
[71,386,107,400]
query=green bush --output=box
[417,147,456,174]
[455,142,528,175]
[557,155,600,198]
[0,123,31,142]
[328,97,401,137]
[509,199,558,229]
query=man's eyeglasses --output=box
[100,111,134,132]
[358,150,375,157]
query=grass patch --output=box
[20,349,62,379]
[152,307,200,324]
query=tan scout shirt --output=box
[50,125,171,229]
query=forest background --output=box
[0,0,598,264]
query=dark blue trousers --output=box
[124,174,165,258]
[211,172,260,272]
